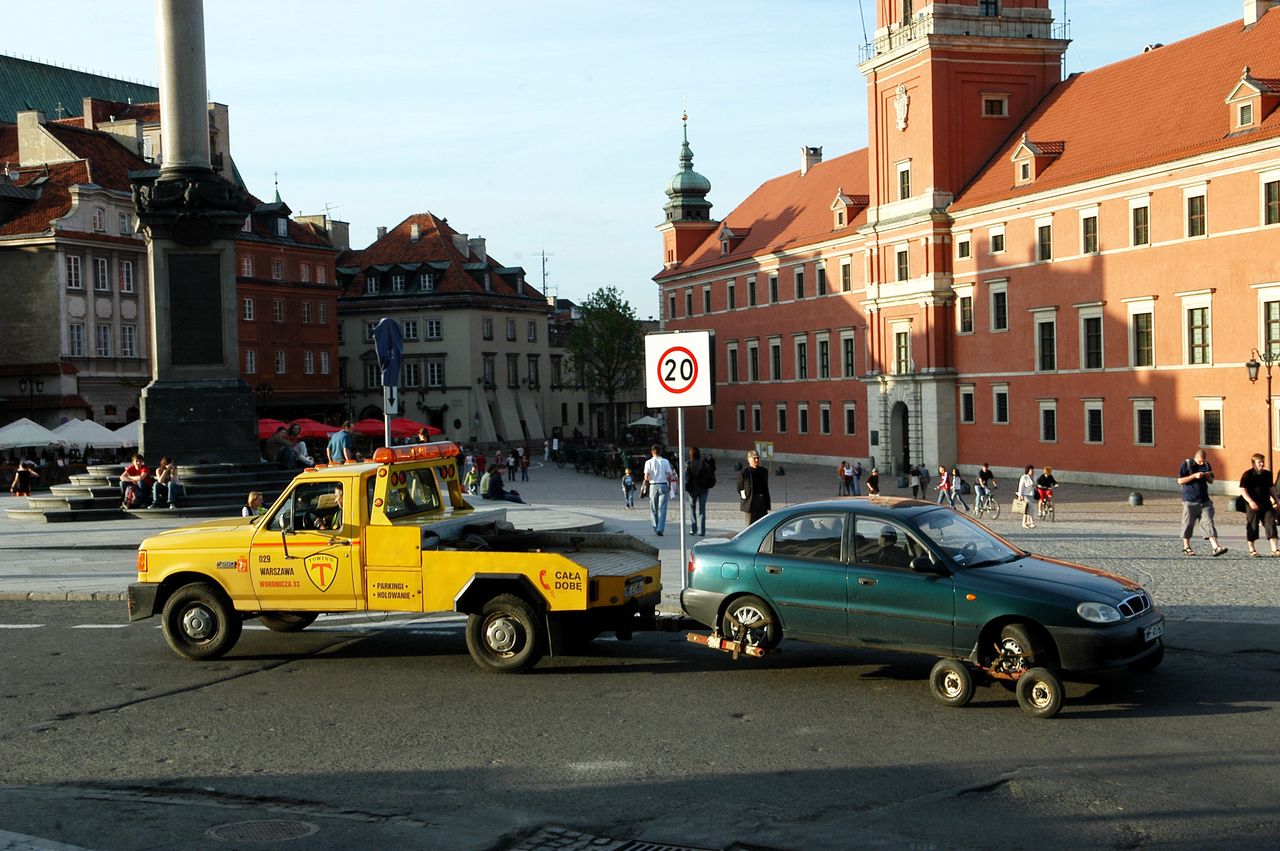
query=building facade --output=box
[656,0,1280,490]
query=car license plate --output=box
[624,577,645,599]
[1143,621,1164,642]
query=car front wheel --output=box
[721,595,781,650]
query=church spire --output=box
[663,111,712,223]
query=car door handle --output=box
[327,537,350,546]
[857,577,877,586]
[765,565,783,575]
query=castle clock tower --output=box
[657,114,718,271]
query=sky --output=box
[0,0,1239,317]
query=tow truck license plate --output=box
[624,577,645,599]
[1144,622,1164,642]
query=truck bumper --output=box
[127,583,159,622]
[1046,608,1165,671]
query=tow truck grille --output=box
[1118,591,1151,619]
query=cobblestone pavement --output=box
[3,458,1278,624]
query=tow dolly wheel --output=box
[1016,667,1064,718]
[465,594,544,674]
[721,595,781,650]
[928,659,975,708]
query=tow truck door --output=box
[249,479,358,611]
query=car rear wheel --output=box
[721,595,781,650]
[1016,667,1064,718]
[162,583,242,661]
[259,612,319,633]
[928,659,975,708]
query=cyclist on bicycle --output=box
[975,463,997,506]
[1036,466,1058,512]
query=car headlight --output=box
[1077,602,1122,623]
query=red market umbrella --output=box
[351,418,387,437]
[257,418,287,440]
[391,418,442,439]
[289,418,333,440]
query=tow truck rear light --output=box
[136,549,147,574]
[371,441,461,464]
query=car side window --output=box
[266,482,343,533]
[766,513,845,563]
[853,517,927,569]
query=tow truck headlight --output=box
[1077,601,1121,623]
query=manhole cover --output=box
[206,819,319,843]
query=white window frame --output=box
[988,279,1009,333]
[241,256,253,277]
[798,402,809,435]
[736,404,746,432]
[840,330,857,377]
[891,320,912,375]
[275,350,286,375]
[121,324,137,358]
[94,258,109,292]
[270,259,283,280]
[304,351,315,375]
[66,255,82,289]
[1078,205,1099,255]
[68,323,85,357]
[91,207,105,232]
[894,243,909,282]
[1129,195,1151,247]
[95,324,112,357]
[320,351,330,375]
[1039,399,1058,443]
[954,284,975,335]
[819,402,831,435]
[1124,297,1156,368]
[1077,303,1104,371]
[1083,399,1104,445]
[896,160,911,200]
[1197,397,1223,449]
[1183,183,1208,239]
[768,337,783,381]
[391,273,405,292]
[980,93,1009,118]
[1132,397,1155,447]
[403,319,420,341]
[840,258,852,292]
[118,211,132,235]
[992,383,1010,425]
[959,384,975,424]
[1034,215,1053,262]
[1180,290,1213,366]
[427,361,443,388]
[119,260,134,294]
[955,231,971,260]
[988,224,1006,255]
[427,318,443,340]
[843,402,857,436]
[794,335,809,380]
[1261,168,1280,227]
[726,343,739,383]
[1032,308,1057,372]
[272,298,285,323]
[245,349,256,375]
[751,404,762,433]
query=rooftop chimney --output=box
[452,232,469,257]
[410,222,420,242]
[376,225,387,240]
[801,145,823,176]
[1245,0,1279,25]
[468,236,486,263]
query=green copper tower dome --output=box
[663,113,712,222]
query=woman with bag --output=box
[1016,464,1037,529]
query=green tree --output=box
[565,286,643,442]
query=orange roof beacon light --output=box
[371,442,461,465]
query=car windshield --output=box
[913,508,1021,568]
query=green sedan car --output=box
[681,497,1165,717]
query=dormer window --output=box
[837,210,845,226]
[1011,135,1063,185]
[1225,66,1279,133]
[1020,162,1031,182]
[275,218,287,237]
[91,207,106,232]
[366,275,379,294]
[419,272,433,291]
[1240,103,1254,127]
[241,216,252,232]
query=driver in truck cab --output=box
[312,484,343,530]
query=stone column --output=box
[131,0,258,464]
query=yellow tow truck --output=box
[126,442,662,672]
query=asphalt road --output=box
[2,601,1278,850]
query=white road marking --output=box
[70,624,131,629]
[0,624,44,629]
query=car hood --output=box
[141,517,260,549]
[963,554,1142,602]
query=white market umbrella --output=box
[628,415,662,428]
[0,417,64,450]
[113,419,140,447]
[52,418,127,449]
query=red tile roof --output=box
[655,148,869,280]
[341,212,545,301]
[955,12,1280,210]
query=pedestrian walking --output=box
[950,467,970,512]
[909,465,921,499]
[643,444,674,535]
[686,447,716,536]
[935,465,954,507]
[737,449,771,526]
[326,421,355,464]
[621,467,636,509]
[9,460,38,497]
[1240,453,1280,557]
[519,453,529,482]
[1178,449,1227,556]
[866,467,880,496]
[836,460,849,496]
[852,461,863,496]
[1017,464,1037,529]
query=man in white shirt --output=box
[642,444,674,536]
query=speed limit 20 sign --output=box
[645,331,712,407]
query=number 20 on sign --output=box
[645,331,711,408]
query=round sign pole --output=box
[678,406,687,590]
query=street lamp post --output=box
[16,376,44,420]
[1246,347,1278,477]
[340,386,358,421]
[253,381,274,414]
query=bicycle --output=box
[1037,487,1055,521]
[974,485,1001,520]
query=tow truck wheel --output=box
[162,583,242,661]
[928,659,975,708]
[466,594,544,674]
[259,612,319,633]
[1016,667,1064,718]
[721,595,781,650]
